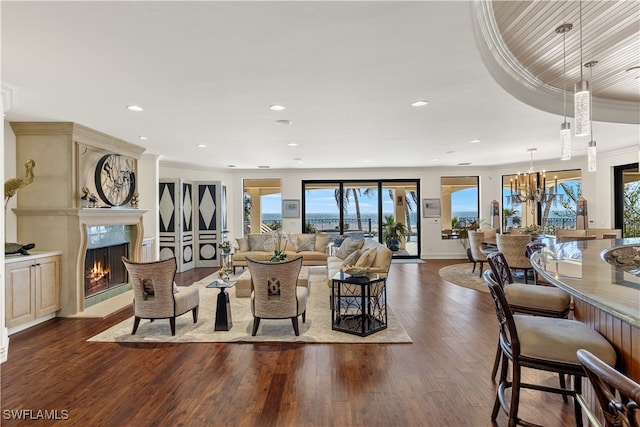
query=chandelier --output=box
[508,149,563,206]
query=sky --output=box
[261,188,479,215]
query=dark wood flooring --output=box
[1,260,578,426]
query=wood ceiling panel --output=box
[492,0,640,103]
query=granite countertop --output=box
[531,238,640,327]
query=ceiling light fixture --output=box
[556,22,573,160]
[574,0,590,137]
[126,105,143,112]
[411,100,428,107]
[197,144,207,148]
[274,119,292,126]
[470,139,480,144]
[287,142,298,147]
[139,136,148,140]
[269,104,285,111]
[509,148,561,206]
[585,60,598,172]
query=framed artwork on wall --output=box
[282,199,300,218]
[423,198,441,218]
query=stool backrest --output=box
[577,349,640,427]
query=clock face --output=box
[94,154,136,206]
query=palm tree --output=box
[334,186,377,232]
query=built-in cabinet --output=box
[5,252,61,330]
[159,179,226,271]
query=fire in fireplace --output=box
[84,243,129,298]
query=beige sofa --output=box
[326,237,393,288]
[232,233,330,272]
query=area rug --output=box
[88,267,412,344]
[438,263,488,293]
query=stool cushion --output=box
[514,315,617,366]
[505,283,571,312]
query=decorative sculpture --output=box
[4,159,36,207]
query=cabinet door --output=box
[35,256,61,317]
[5,260,36,328]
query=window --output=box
[242,178,282,235]
[441,176,479,239]
[501,169,581,232]
[614,163,640,237]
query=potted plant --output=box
[219,240,231,254]
[382,215,407,251]
[452,217,478,262]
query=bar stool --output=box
[486,251,572,379]
[577,349,640,427]
[483,270,617,427]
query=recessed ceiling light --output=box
[470,139,480,144]
[139,136,148,140]
[432,158,440,162]
[458,162,472,166]
[126,105,143,112]
[446,150,456,154]
[258,165,270,169]
[411,100,428,107]
[228,165,236,168]
[274,119,293,126]
[197,144,207,148]
[270,104,285,111]
[287,142,298,147]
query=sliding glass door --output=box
[302,179,420,258]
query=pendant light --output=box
[556,23,573,160]
[585,60,598,172]
[574,0,590,137]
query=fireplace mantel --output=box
[13,208,148,316]
[10,122,147,317]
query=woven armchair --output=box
[122,257,199,336]
[247,256,308,336]
[468,231,488,276]
[496,233,533,283]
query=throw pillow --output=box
[297,234,316,252]
[340,249,363,267]
[248,234,270,251]
[315,234,331,252]
[236,237,250,253]
[335,238,364,259]
[355,248,377,268]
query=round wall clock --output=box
[94,154,136,206]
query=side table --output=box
[331,272,387,336]
[206,279,237,331]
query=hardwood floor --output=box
[1,260,579,426]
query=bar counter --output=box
[530,238,640,382]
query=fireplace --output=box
[84,243,129,298]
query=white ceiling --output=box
[2,1,639,170]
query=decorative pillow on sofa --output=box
[236,237,250,253]
[340,249,363,267]
[336,238,364,259]
[297,234,316,252]
[248,234,270,251]
[315,233,331,252]
[355,248,377,268]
